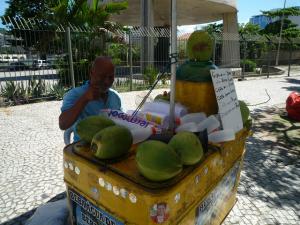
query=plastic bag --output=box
[286,91,300,121]
[25,199,69,225]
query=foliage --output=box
[0,77,70,104]
[238,23,268,63]
[241,59,256,72]
[239,23,261,36]
[107,43,127,65]
[202,23,223,35]
[4,0,128,27]
[0,77,47,104]
[178,41,187,59]
[160,73,170,85]
[28,76,46,98]
[57,58,89,87]
[49,84,69,100]
[261,7,300,39]
[143,65,158,86]
[261,7,300,18]
[0,81,29,103]
[3,0,128,54]
[261,19,300,38]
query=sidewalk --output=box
[223,105,300,225]
[0,75,299,225]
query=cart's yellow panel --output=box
[64,129,249,225]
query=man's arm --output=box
[59,95,89,130]
[59,86,101,130]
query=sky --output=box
[0,0,300,31]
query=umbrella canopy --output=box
[111,0,237,26]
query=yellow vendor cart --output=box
[63,1,248,224]
[63,127,249,225]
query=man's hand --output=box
[84,85,101,101]
[59,85,100,130]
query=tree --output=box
[3,0,128,87]
[262,19,300,38]
[202,23,223,36]
[2,0,128,51]
[239,23,266,65]
[261,7,300,38]
[4,0,128,27]
[239,23,261,36]
[262,7,300,18]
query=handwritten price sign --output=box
[210,69,243,133]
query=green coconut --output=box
[154,91,170,102]
[76,115,115,143]
[239,100,250,124]
[91,125,133,159]
[136,140,183,182]
[187,31,213,61]
[168,131,204,165]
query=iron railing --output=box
[0,16,299,106]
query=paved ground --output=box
[0,75,299,225]
[223,106,300,225]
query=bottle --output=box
[127,110,169,129]
[141,101,188,117]
[100,109,161,144]
[197,115,220,134]
[100,109,153,130]
[175,122,199,133]
[130,126,160,144]
[208,129,235,143]
[176,112,207,125]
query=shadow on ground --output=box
[281,78,300,92]
[239,106,300,215]
[0,192,66,225]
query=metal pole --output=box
[276,0,287,66]
[129,31,133,91]
[169,0,177,130]
[212,35,216,65]
[288,40,292,76]
[67,26,75,88]
[267,41,271,78]
[242,40,247,80]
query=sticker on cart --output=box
[195,161,241,225]
[150,202,170,224]
[68,188,124,225]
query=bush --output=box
[241,59,256,72]
[0,81,29,104]
[143,65,158,86]
[0,77,47,104]
[57,58,89,87]
[49,84,69,100]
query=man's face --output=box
[157,204,166,216]
[90,62,114,93]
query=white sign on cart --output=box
[210,69,243,133]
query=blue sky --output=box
[0,0,300,31]
[0,1,7,18]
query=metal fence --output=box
[0,16,300,106]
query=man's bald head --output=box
[91,56,113,70]
[90,56,115,93]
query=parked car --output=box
[8,62,29,71]
[32,60,51,69]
